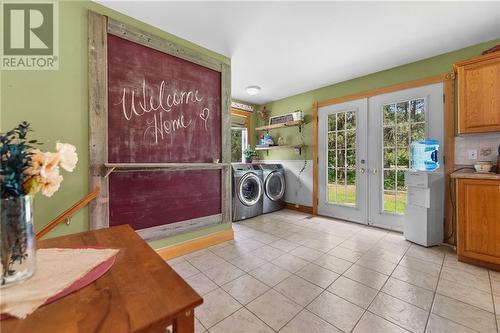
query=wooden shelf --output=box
[255,120,304,132]
[102,162,228,177]
[255,144,304,155]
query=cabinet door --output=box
[457,179,500,266]
[457,57,500,134]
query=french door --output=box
[318,83,443,231]
[318,99,368,224]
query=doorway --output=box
[318,83,443,231]
[231,109,251,163]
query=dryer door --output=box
[238,173,263,206]
[265,171,285,202]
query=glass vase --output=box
[0,195,36,287]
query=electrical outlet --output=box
[468,149,477,160]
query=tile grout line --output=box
[422,248,445,333]
[488,270,499,333]
[346,234,413,332]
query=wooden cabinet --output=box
[456,178,500,270]
[454,52,500,134]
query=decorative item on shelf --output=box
[277,136,285,146]
[269,110,303,126]
[0,122,78,287]
[257,106,270,123]
[474,161,493,173]
[243,148,257,164]
[263,133,274,145]
[256,133,276,148]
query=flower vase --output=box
[0,195,36,287]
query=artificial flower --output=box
[56,143,78,172]
[39,169,63,197]
[39,152,60,178]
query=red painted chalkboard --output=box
[106,33,223,230]
[107,33,221,163]
[109,170,221,230]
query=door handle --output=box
[370,169,378,175]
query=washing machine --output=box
[232,164,264,221]
[260,164,286,214]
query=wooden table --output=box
[1,225,203,333]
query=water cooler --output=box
[404,140,444,247]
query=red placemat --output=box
[1,251,117,320]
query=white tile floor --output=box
[168,210,500,333]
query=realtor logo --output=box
[1,1,58,70]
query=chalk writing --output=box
[116,79,209,144]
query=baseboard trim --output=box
[156,227,234,260]
[285,203,314,215]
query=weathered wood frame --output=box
[88,12,231,240]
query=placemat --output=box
[0,248,119,319]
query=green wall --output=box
[255,38,500,161]
[1,1,231,249]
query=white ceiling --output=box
[98,1,500,105]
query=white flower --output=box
[56,143,78,172]
[40,168,63,197]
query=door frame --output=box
[231,108,252,146]
[312,72,456,237]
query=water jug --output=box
[410,140,439,171]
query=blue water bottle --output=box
[410,140,439,171]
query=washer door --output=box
[238,173,262,206]
[265,171,285,202]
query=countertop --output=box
[450,168,500,180]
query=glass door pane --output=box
[231,127,247,163]
[327,110,357,206]
[381,98,425,214]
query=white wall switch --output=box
[468,149,477,160]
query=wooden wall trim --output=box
[88,11,109,230]
[317,72,455,108]
[137,214,223,241]
[157,228,234,260]
[221,63,232,225]
[285,203,313,215]
[443,78,456,245]
[312,102,319,215]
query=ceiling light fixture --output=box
[245,85,261,96]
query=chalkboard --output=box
[107,33,221,163]
[88,12,231,240]
[109,170,221,230]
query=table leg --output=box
[172,309,194,333]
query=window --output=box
[382,98,425,214]
[327,110,356,206]
[230,110,250,163]
[231,127,248,162]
